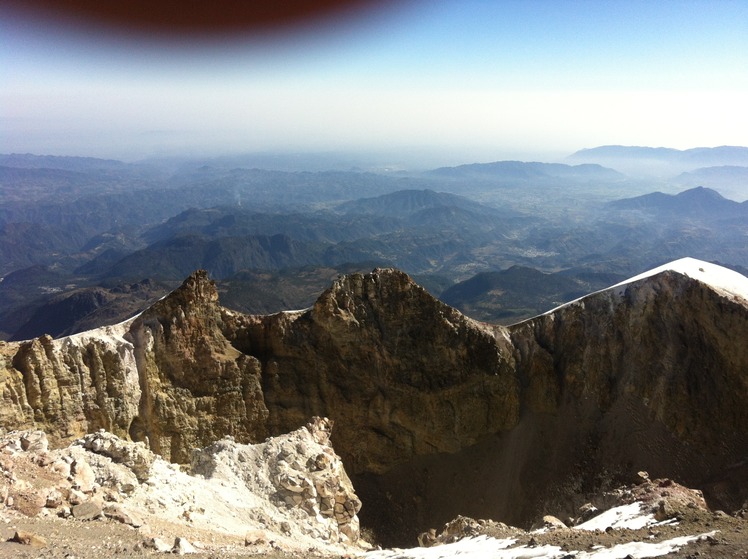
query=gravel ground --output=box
[2,503,746,559]
[0,508,345,559]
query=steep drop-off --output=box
[356,262,748,542]
[0,260,746,545]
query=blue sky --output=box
[2,0,747,164]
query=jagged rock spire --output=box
[146,269,219,316]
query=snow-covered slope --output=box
[544,257,748,317]
[609,257,748,299]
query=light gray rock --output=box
[78,430,155,482]
[71,500,103,520]
[71,459,95,493]
[541,515,568,531]
[244,529,269,546]
[172,537,196,555]
[103,503,144,527]
[44,488,63,508]
[143,537,172,553]
[20,431,48,453]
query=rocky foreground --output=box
[0,421,363,558]
[0,425,746,558]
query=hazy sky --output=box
[2,0,747,164]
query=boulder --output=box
[71,500,103,520]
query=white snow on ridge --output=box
[608,257,748,300]
[58,288,174,344]
[62,314,137,344]
[541,257,748,318]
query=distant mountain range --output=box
[439,265,623,323]
[569,145,748,165]
[429,160,624,181]
[567,145,748,178]
[672,165,748,202]
[0,153,130,171]
[607,186,748,217]
[334,188,512,218]
[1,149,747,341]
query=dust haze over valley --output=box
[2,1,748,558]
[1,145,747,340]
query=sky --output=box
[2,0,748,165]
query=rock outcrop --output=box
[128,270,268,462]
[0,271,268,464]
[1,327,141,445]
[0,260,746,546]
[509,267,748,500]
[0,420,363,552]
[355,263,748,543]
[191,416,362,544]
[226,268,519,473]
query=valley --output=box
[0,147,747,556]
[1,147,747,341]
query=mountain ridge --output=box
[569,145,748,162]
[1,258,746,544]
[567,145,748,179]
[608,185,747,216]
[428,160,624,181]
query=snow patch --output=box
[573,532,715,559]
[55,311,139,346]
[363,535,534,559]
[364,503,712,559]
[609,257,748,299]
[575,502,653,531]
[363,531,714,559]
[543,257,748,317]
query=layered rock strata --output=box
[0,271,268,464]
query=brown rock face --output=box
[0,265,746,546]
[357,270,748,544]
[128,270,268,462]
[509,270,748,498]
[0,271,268,463]
[226,269,519,473]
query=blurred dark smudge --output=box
[5,0,394,37]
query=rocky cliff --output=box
[359,261,748,542]
[1,259,746,544]
[0,271,268,464]
[225,268,519,474]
